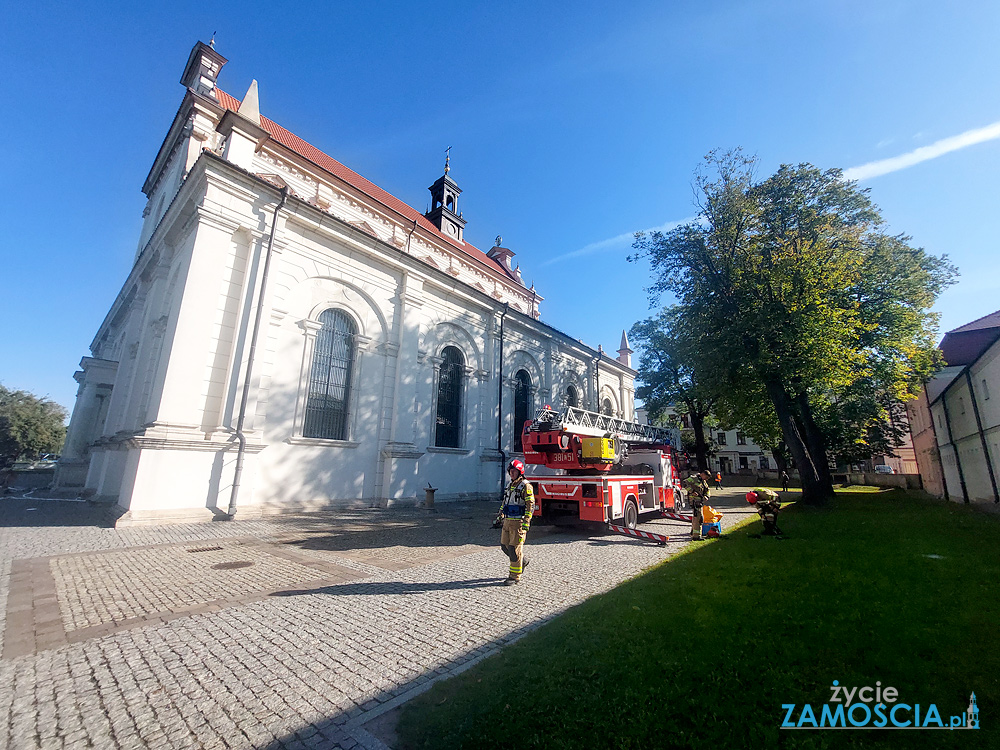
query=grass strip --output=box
[397,490,998,749]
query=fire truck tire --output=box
[622,499,638,530]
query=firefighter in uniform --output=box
[746,488,783,536]
[684,470,712,540]
[499,459,535,585]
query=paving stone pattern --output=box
[0,491,761,749]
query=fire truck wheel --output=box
[623,499,638,531]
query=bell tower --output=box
[425,148,467,242]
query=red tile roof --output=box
[214,89,517,285]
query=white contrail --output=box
[542,217,693,266]
[844,120,1000,180]
[553,120,1000,264]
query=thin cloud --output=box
[542,217,694,266]
[845,120,1000,181]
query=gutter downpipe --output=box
[940,393,969,503]
[965,368,1000,503]
[227,187,288,517]
[496,303,509,495]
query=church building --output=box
[56,41,636,524]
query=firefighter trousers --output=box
[690,503,704,538]
[500,518,528,580]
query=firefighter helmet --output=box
[508,459,525,474]
[745,491,758,504]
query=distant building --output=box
[55,42,635,523]
[635,406,775,473]
[909,309,1000,504]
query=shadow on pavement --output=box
[0,497,114,528]
[271,577,505,598]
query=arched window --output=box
[602,398,614,417]
[435,346,465,448]
[566,385,579,408]
[513,370,532,452]
[303,309,356,440]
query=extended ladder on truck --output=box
[527,406,674,444]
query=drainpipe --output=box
[965,369,1000,502]
[496,303,509,494]
[940,394,969,503]
[228,187,288,517]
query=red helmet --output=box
[509,459,525,474]
[745,491,758,504]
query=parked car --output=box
[873,464,895,474]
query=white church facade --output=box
[56,42,637,524]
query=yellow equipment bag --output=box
[701,505,723,523]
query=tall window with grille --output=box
[435,346,464,448]
[602,398,614,417]
[566,384,579,408]
[303,309,356,440]
[513,370,532,452]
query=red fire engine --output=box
[521,406,687,531]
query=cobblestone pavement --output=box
[0,488,763,749]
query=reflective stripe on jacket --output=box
[502,477,535,521]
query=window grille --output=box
[514,370,532,452]
[435,346,464,448]
[566,385,579,408]
[303,309,356,440]
[717,432,727,445]
[737,432,746,445]
[602,398,613,417]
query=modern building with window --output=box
[55,42,636,523]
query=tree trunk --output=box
[689,409,711,471]
[764,380,829,504]
[772,442,789,473]
[795,391,835,497]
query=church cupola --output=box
[180,40,227,97]
[425,149,467,242]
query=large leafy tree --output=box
[0,384,68,469]
[630,308,718,470]
[631,150,955,503]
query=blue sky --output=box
[2,1,998,413]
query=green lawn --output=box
[397,490,998,749]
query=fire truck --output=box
[521,406,687,531]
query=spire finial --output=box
[209,31,216,49]
[495,235,502,247]
[444,145,452,175]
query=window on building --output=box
[760,457,769,470]
[566,384,579,408]
[513,370,532,452]
[736,432,746,445]
[937,413,944,429]
[717,432,727,446]
[983,379,991,400]
[602,398,614,417]
[681,414,691,429]
[303,309,356,441]
[435,346,465,448]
